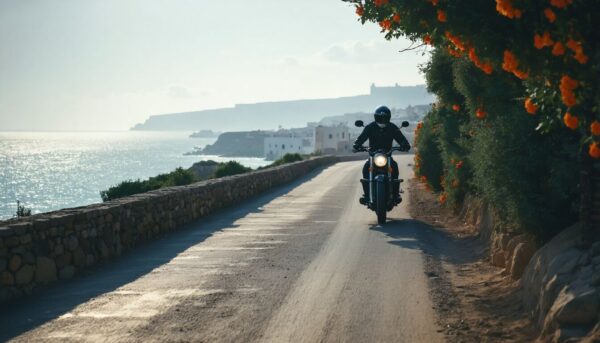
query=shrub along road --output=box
[2,156,446,342]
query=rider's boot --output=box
[359,195,369,205]
[360,181,369,205]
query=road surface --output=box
[1,156,443,342]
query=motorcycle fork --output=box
[369,155,373,203]
[387,157,391,201]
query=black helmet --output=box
[374,105,391,125]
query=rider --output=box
[352,105,411,204]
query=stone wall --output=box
[458,194,600,341]
[0,156,340,304]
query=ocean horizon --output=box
[0,131,270,220]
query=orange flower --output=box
[550,0,573,9]
[544,8,556,22]
[468,47,494,74]
[566,38,582,53]
[560,75,578,90]
[564,39,589,64]
[439,193,447,205]
[476,109,487,119]
[393,13,401,23]
[512,69,528,80]
[447,46,462,57]
[496,0,522,18]
[574,51,589,64]
[589,142,600,159]
[437,9,447,22]
[524,98,538,115]
[502,50,529,80]
[502,50,519,72]
[559,75,578,107]
[374,0,389,7]
[452,104,461,112]
[482,63,494,75]
[355,5,364,16]
[423,34,432,45]
[552,42,565,56]
[534,32,554,49]
[563,112,579,130]
[591,121,600,136]
[445,31,466,51]
[379,19,392,31]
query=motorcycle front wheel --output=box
[376,181,387,225]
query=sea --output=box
[0,131,270,220]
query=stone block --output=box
[511,241,537,280]
[492,249,506,267]
[72,248,85,267]
[0,228,13,238]
[59,266,76,280]
[55,252,72,269]
[35,256,57,284]
[548,249,582,277]
[98,241,110,259]
[54,244,64,256]
[555,288,599,326]
[22,252,34,264]
[15,265,34,285]
[10,223,30,235]
[9,255,22,272]
[542,275,568,314]
[19,234,31,244]
[66,235,78,251]
[1,271,14,286]
[0,258,5,272]
[5,236,19,248]
[85,254,95,266]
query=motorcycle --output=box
[353,120,410,225]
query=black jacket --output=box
[353,122,411,151]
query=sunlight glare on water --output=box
[0,131,270,220]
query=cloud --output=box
[278,56,300,67]
[167,86,208,99]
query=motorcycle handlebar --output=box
[352,146,408,154]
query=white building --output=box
[314,124,352,154]
[264,136,312,160]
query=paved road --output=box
[1,155,442,342]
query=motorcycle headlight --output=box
[373,154,388,167]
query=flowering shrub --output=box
[416,47,579,238]
[347,0,600,158]
[413,116,443,193]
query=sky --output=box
[0,0,429,131]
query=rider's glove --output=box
[352,144,361,153]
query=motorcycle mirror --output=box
[354,120,364,127]
[401,121,410,128]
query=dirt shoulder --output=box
[407,178,537,342]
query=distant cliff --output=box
[131,84,433,131]
[200,131,269,157]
